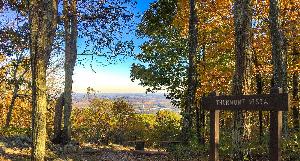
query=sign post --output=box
[209,92,219,161]
[270,88,283,161]
[202,88,288,161]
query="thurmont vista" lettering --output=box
[216,98,269,106]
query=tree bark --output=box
[182,0,198,144]
[52,93,64,144]
[256,74,264,141]
[5,58,28,128]
[232,0,252,160]
[269,0,288,136]
[62,0,78,144]
[282,31,288,138]
[269,0,282,88]
[5,63,20,128]
[292,55,299,131]
[253,55,264,143]
[195,101,201,144]
[197,45,206,145]
[30,0,57,160]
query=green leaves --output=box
[131,0,189,106]
[137,0,178,37]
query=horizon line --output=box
[72,92,167,94]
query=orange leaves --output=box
[0,95,32,128]
[254,65,273,74]
[181,0,299,97]
[281,0,300,75]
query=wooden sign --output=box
[202,88,288,161]
[202,93,288,111]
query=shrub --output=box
[153,110,181,143]
[71,98,115,143]
[71,98,182,148]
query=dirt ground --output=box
[0,136,181,161]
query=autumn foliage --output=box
[0,0,299,160]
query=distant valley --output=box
[72,93,180,114]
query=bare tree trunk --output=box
[5,64,19,128]
[232,0,252,159]
[5,85,19,128]
[62,0,78,144]
[52,93,64,144]
[253,54,264,142]
[30,0,58,160]
[292,53,299,131]
[5,60,28,128]
[269,0,282,87]
[269,0,287,136]
[256,74,264,142]
[282,33,288,137]
[195,101,201,144]
[182,0,198,144]
[197,45,206,145]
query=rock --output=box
[11,141,16,146]
[0,141,6,147]
[15,137,23,147]
[0,147,5,154]
[23,142,29,147]
[63,143,78,153]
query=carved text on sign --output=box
[216,98,269,106]
[249,98,269,105]
[202,93,288,111]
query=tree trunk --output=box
[292,58,299,131]
[30,0,57,160]
[62,0,78,144]
[5,84,19,128]
[195,101,201,144]
[52,93,64,144]
[232,0,252,160]
[256,74,264,142]
[182,0,198,144]
[282,32,288,137]
[5,60,28,128]
[197,45,206,145]
[269,0,287,136]
[253,55,264,143]
[269,0,282,88]
[5,64,19,128]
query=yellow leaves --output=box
[0,54,5,62]
[197,58,234,96]
[173,0,189,36]
[288,61,300,73]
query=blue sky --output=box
[73,0,155,93]
[0,0,155,93]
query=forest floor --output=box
[0,136,206,161]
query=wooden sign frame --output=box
[202,93,288,111]
[201,88,289,161]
